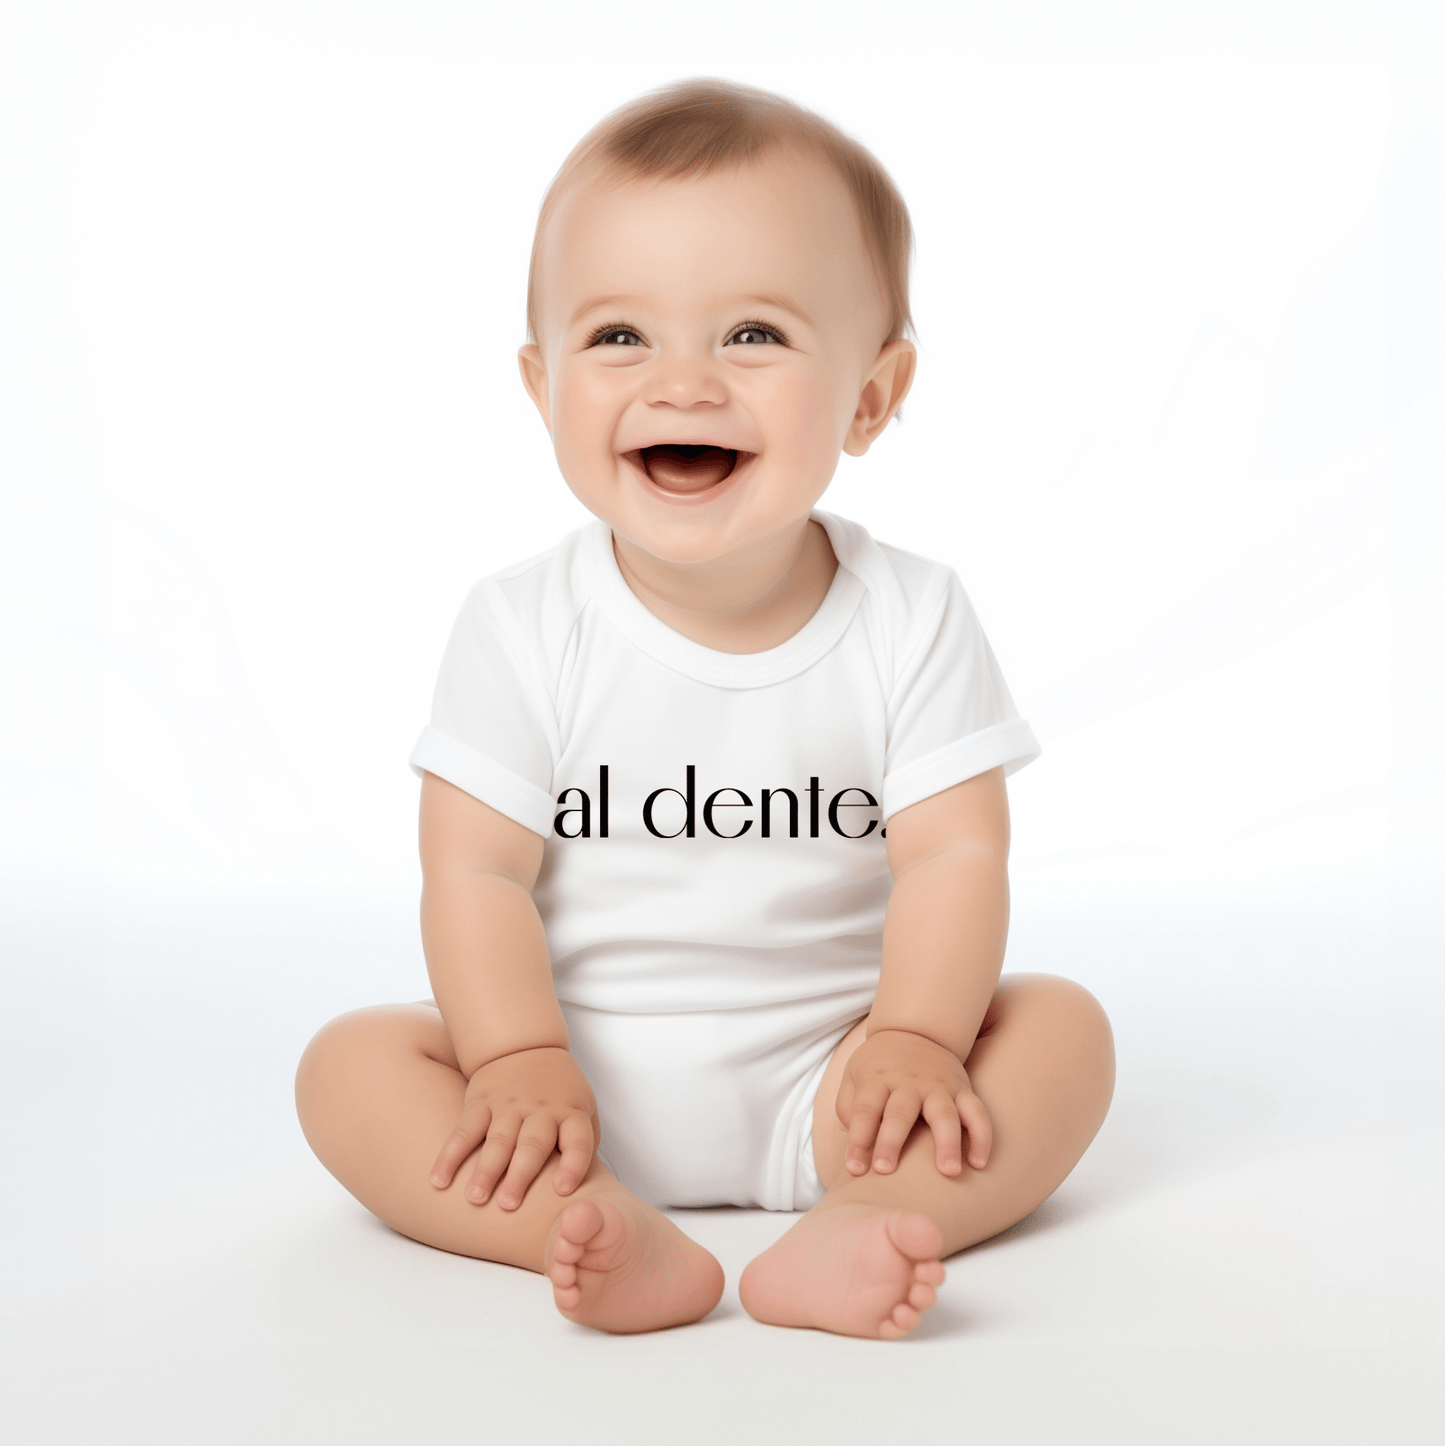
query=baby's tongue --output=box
[642,444,735,492]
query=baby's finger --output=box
[430,1103,493,1189]
[494,1115,560,1210]
[844,1085,889,1175]
[553,1113,595,1196]
[921,1091,964,1176]
[870,1091,923,1174]
[957,1088,994,1169]
[465,1115,520,1204]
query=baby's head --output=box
[518,80,917,567]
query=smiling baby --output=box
[296,78,1115,1339]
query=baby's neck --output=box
[611,518,838,655]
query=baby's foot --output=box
[544,1194,724,1333]
[738,1202,945,1339]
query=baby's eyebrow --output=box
[736,293,813,328]
[568,295,643,329]
[565,292,814,331]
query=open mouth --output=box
[634,444,743,495]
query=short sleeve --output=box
[881,570,1040,820]
[408,580,558,837]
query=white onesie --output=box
[410,511,1039,1211]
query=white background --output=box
[1,7,1439,906]
[3,4,1443,1443]
[91,60,1438,902]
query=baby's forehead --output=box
[524,87,911,347]
[560,147,857,239]
[601,143,841,200]
[538,149,877,315]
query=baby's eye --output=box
[588,326,646,347]
[725,323,785,346]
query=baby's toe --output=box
[915,1259,946,1288]
[886,1210,943,1262]
[890,1302,921,1332]
[556,1199,605,1249]
[907,1280,936,1311]
[551,1234,584,1266]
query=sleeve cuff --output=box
[881,718,1041,821]
[409,726,556,838]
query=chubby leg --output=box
[295,1003,723,1332]
[739,974,1114,1338]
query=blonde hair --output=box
[526,78,913,346]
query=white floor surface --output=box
[4,871,1442,1445]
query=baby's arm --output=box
[837,765,1010,1178]
[420,772,600,1209]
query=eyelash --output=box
[585,322,645,347]
[583,319,791,348]
[727,319,789,346]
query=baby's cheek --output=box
[812,368,863,456]
[550,367,609,440]
[764,374,847,468]
[550,373,623,471]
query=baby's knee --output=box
[1001,974,1115,1078]
[296,1010,364,1137]
[1045,975,1111,1046]
[1040,978,1115,1121]
[294,1005,433,1144]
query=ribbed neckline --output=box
[578,512,868,690]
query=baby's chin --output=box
[608,499,832,576]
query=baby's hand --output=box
[836,1028,993,1178]
[428,1046,599,1210]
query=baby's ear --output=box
[843,339,917,457]
[518,344,552,434]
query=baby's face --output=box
[520,149,911,568]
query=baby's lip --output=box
[625,443,753,495]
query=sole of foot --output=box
[738,1203,946,1339]
[544,1195,725,1334]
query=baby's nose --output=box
[647,353,727,408]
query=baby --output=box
[296,79,1115,1339]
